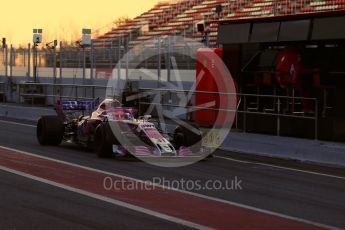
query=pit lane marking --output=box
[0,145,337,230]
[215,155,345,180]
[0,166,212,230]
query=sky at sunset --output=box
[0,0,160,47]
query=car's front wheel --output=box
[173,123,202,154]
[94,124,113,158]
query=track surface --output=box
[0,171,188,230]
[0,119,344,229]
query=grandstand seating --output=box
[93,0,345,48]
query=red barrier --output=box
[195,48,238,128]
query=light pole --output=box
[2,38,7,78]
[46,40,57,102]
[215,4,223,48]
[81,28,91,85]
[32,28,43,82]
[46,40,57,84]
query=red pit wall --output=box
[195,48,238,128]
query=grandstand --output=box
[93,0,345,48]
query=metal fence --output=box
[15,82,114,105]
[0,37,203,83]
[135,88,319,139]
[0,80,319,140]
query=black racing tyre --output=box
[37,116,64,146]
[95,123,113,158]
[173,123,202,153]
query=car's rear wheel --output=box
[95,124,113,158]
[37,116,64,146]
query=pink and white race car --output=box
[37,98,203,158]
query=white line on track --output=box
[0,166,212,230]
[0,145,339,230]
[0,119,36,128]
[215,155,345,180]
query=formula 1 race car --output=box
[36,98,203,158]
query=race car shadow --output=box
[43,142,212,164]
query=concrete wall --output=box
[0,68,196,83]
[0,68,196,106]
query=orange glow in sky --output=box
[0,0,160,46]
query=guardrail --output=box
[135,88,319,140]
[2,82,320,139]
[16,82,115,105]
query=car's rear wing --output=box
[61,99,100,111]
[55,98,100,120]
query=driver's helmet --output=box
[113,113,133,121]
